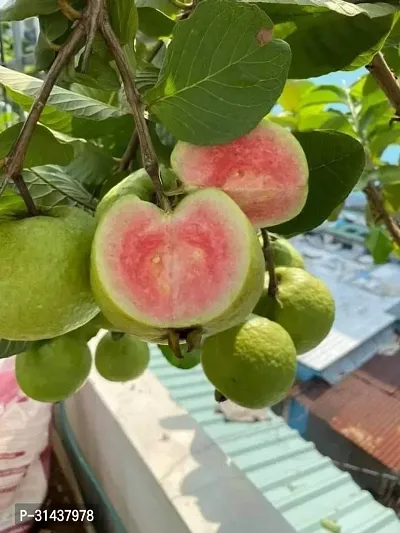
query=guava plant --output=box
[0,0,399,407]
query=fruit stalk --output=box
[100,13,171,212]
[261,228,278,298]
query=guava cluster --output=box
[1,119,335,407]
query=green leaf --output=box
[110,0,138,45]
[138,7,175,38]
[278,80,314,113]
[66,142,116,193]
[136,67,160,94]
[369,123,400,160]
[0,66,132,138]
[251,1,396,78]
[0,123,74,168]
[365,226,393,264]
[327,202,344,222]
[22,165,97,211]
[300,85,348,108]
[147,0,291,145]
[0,189,27,221]
[69,83,119,105]
[34,33,56,72]
[247,0,397,18]
[270,130,366,236]
[73,53,121,92]
[0,0,58,21]
[383,183,400,213]
[375,165,400,185]
[0,339,31,359]
[136,0,180,17]
[39,10,69,42]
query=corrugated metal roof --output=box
[291,354,400,472]
[149,346,400,533]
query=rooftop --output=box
[149,345,400,533]
[291,353,400,472]
[290,234,400,381]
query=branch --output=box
[364,183,400,249]
[81,0,102,72]
[100,16,170,211]
[3,22,86,213]
[261,228,278,298]
[367,52,400,122]
[119,131,139,172]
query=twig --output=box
[13,174,39,216]
[367,52,400,122]
[3,22,86,213]
[101,15,171,211]
[364,182,400,248]
[58,0,82,20]
[119,131,139,172]
[261,228,278,298]
[81,0,102,72]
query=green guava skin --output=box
[90,191,266,344]
[201,315,297,409]
[254,267,335,355]
[159,344,201,370]
[0,207,99,341]
[95,332,150,382]
[96,167,178,220]
[15,334,92,403]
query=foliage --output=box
[0,0,399,358]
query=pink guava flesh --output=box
[95,191,251,327]
[171,120,309,227]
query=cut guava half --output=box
[171,119,309,228]
[91,189,265,343]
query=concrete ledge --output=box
[65,338,295,533]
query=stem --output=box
[58,0,82,20]
[364,183,400,248]
[119,131,139,172]
[81,0,102,72]
[13,174,39,216]
[3,22,86,212]
[261,228,278,298]
[367,52,400,122]
[100,16,170,211]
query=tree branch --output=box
[364,183,400,248]
[261,228,278,298]
[81,0,102,72]
[100,16,170,211]
[367,52,400,122]
[3,22,86,214]
[119,131,139,172]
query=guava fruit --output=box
[0,207,99,341]
[95,332,150,382]
[254,267,335,354]
[91,188,265,344]
[96,167,178,220]
[171,119,309,228]
[96,169,155,220]
[259,233,305,269]
[15,335,92,403]
[159,343,201,370]
[201,315,297,409]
